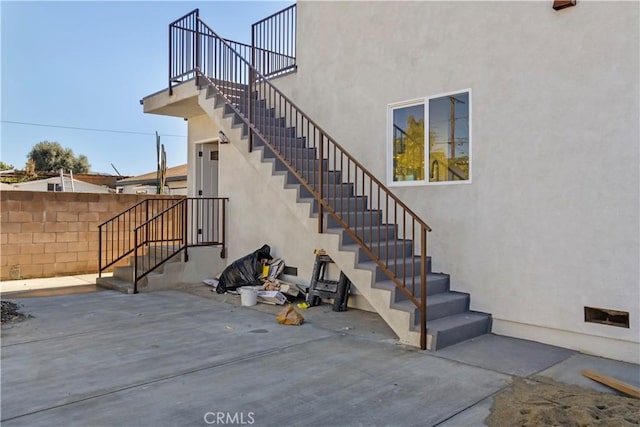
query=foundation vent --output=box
[584,306,629,328]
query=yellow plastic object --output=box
[297,302,310,309]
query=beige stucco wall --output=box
[217,138,320,286]
[270,1,639,362]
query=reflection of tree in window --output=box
[393,107,424,182]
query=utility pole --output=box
[449,96,465,180]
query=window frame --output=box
[387,89,472,187]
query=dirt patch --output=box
[486,376,639,426]
[1,300,31,323]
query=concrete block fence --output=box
[0,191,183,280]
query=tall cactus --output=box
[156,132,167,194]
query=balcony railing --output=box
[252,4,297,77]
[169,6,297,94]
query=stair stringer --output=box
[198,88,422,348]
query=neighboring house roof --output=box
[116,164,187,186]
[0,171,123,188]
[8,176,111,193]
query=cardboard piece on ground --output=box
[257,290,287,305]
[278,282,300,297]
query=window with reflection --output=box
[389,90,471,185]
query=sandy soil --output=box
[486,376,639,426]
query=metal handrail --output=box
[132,197,228,293]
[98,198,182,276]
[184,13,432,349]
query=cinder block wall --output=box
[0,191,183,280]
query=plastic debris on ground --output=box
[209,245,307,306]
[215,245,273,294]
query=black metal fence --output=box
[169,6,297,94]
[99,197,228,293]
[252,4,297,77]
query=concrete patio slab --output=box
[537,353,640,392]
[2,284,638,426]
[432,333,575,377]
[0,274,104,294]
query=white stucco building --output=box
[141,1,639,362]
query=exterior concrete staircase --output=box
[96,247,185,294]
[198,82,492,351]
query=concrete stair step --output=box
[372,273,447,299]
[125,251,182,268]
[96,276,135,294]
[326,210,383,228]
[359,258,438,285]
[297,182,354,198]
[311,196,369,214]
[299,170,342,184]
[336,223,399,245]
[274,157,327,173]
[391,291,470,322]
[261,145,317,160]
[257,135,308,149]
[113,258,171,282]
[253,124,297,137]
[341,240,415,262]
[424,312,493,351]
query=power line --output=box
[1,120,186,138]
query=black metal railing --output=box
[169,10,199,92]
[98,198,181,275]
[99,197,228,293]
[252,4,297,77]
[169,7,296,94]
[132,197,228,292]
[172,10,432,349]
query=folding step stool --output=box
[307,251,351,311]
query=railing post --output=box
[420,226,427,350]
[249,27,255,153]
[168,21,173,95]
[145,200,150,247]
[183,199,189,262]
[98,225,102,278]
[195,9,201,87]
[317,133,324,234]
[221,198,227,258]
[134,228,139,294]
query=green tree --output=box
[0,161,14,170]
[395,116,425,180]
[26,141,90,173]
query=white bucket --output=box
[240,287,258,307]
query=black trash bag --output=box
[216,245,272,294]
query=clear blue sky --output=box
[1,1,292,176]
